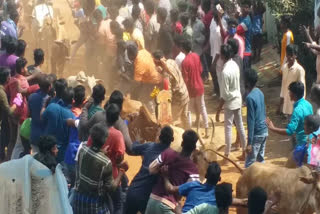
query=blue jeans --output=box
[245,136,267,168]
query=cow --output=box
[51,39,70,76]
[236,162,320,214]
[66,71,103,94]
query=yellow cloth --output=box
[123,32,131,41]
[134,49,162,84]
[280,30,294,70]
[95,0,101,6]
[123,29,145,50]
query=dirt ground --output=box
[21,0,294,213]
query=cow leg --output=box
[51,57,57,75]
[57,61,65,77]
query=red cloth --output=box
[172,22,183,35]
[87,127,125,178]
[202,11,213,31]
[27,84,40,94]
[181,52,204,98]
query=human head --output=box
[15,57,27,75]
[174,34,184,50]
[127,41,139,61]
[280,15,291,32]
[152,50,165,67]
[170,8,179,23]
[15,39,26,57]
[181,130,198,155]
[62,87,74,106]
[0,66,10,85]
[54,78,68,98]
[110,20,123,39]
[240,0,251,16]
[311,84,320,106]
[1,35,10,51]
[123,18,134,33]
[106,103,120,126]
[179,12,189,27]
[90,123,108,152]
[177,0,188,13]
[248,187,268,214]
[73,85,86,107]
[180,38,192,54]
[220,44,233,62]
[215,182,233,213]
[34,48,45,66]
[157,7,167,25]
[92,83,106,105]
[159,125,174,145]
[93,8,103,24]
[38,135,58,157]
[132,4,141,20]
[205,162,221,185]
[244,68,258,90]
[107,90,124,110]
[5,36,18,55]
[227,38,239,57]
[38,74,52,93]
[304,115,320,135]
[288,81,304,102]
[286,44,298,65]
[201,0,211,14]
[9,9,19,24]
[189,4,198,21]
[144,0,154,16]
[132,0,139,4]
[227,18,238,37]
[108,5,119,20]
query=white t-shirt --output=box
[175,52,186,70]
[32,4,54,29]
[209,18,227,60]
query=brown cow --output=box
[236,163,320,214]
[51,39,70,76]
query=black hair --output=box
[248,187,267,214]
[280,15,291,28]
[157,7,168,23]
[220,44,233,61]
[0,66,10,85]
[123,18,134,32]
[159,125,174,145]
[286,44,298,56]
[244,68,258,89]
[206,162,221,185]
[117,40,126,54]
[201,0,211,13]
[182,130,198,153]
[305,115,320,133]
[106,90,124,111]
[215,182,233,211]
[93,8,103,23]
[241,0,252,7]
[15,39,26,57]
[288,81,304,100]
[144,0,154,16]
[177,0,188,13]
[170,8,179,22]
[5,36,17,54]
[189,4,198,15]
[127,41,139,60]
[62,87,74,106]
[54,78,68,98]
[35,135,58,174]
[9,9,19,22]
[73,85,86,107]
[92,84,105,104]
[90,123,108,152]
[180,37,192,53]
[108,5,119,20]
[179,12,189,27]
[311,84,320,105]
[227,38,239,56]
[228,17,238,26]
[1,35,10,51]
[15,57,27,74]
[132,0,139,4]
[106,103,120,126]
[174,34,185,48]
[152,50,164,60]
[38,74,51,92]
[34,48,45,66]
[110,20,123,39]
[132,4,141,20]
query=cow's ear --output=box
[300,176,316,184]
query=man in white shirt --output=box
[279,44,306,115]
[31,0,54,34]
[216,44,247,159]
[174,34,186,69]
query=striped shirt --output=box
[74,145,113,197]
[165,59,189,107]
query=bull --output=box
[66,71,103,94]
[236,162,320,214]
[51,39,70,76]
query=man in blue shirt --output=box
[161,162,221,213]
[28,75,51,153]
[42,87,75,162]
[124,126,174,214]
[266,81,313,166]
[244,69,268,168]
[0,9,20,39]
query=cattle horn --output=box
[204,149,244,174]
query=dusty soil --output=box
[21,0,293,213]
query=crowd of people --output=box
[0,0,320,213]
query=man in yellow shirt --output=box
[280,15,294,71]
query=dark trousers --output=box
[243,55,252,71]
[124,189,149,214]
[200,53,210,80]
[252,34,263,60]
[111,186,123,214]
[0,117,10,160]
[210,63,220,97]
[20,135,31,158]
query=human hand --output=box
[84,97,93,109]
[266,117,275,129]
[299,25,309,36]
[132,128,144,142]
[13,93,23,107]
[246,145,252,154]
[119,160,129,172]
[160,165,169,177]
[303,42,312,48]
[215,110,221,123]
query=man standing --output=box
[244,69,268,168]
[145,130,200,214]
[267,81,313,167]
[157,7,174,59]
[216,44,246,159]
[181,39,209,137]
[152,50,190,129]
[0,36,18,75]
